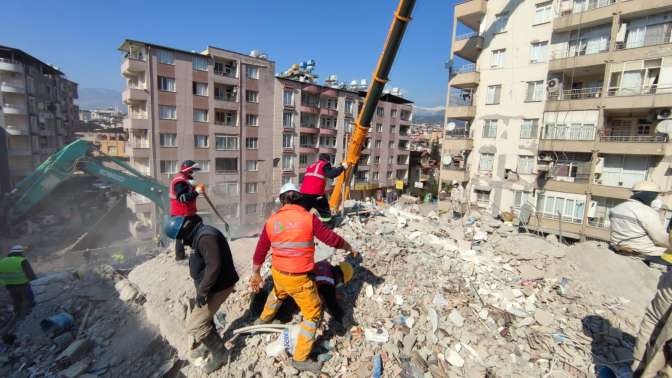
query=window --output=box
[192,56,208,71]
[534,2,553,24]
[530,42,548,63]
[482,119,497,138]
[514,191,530,209]
[376,107,384,117]
[215,158,238,172]
[389,141,395,149]
[391,109,398,118]
[320,118,336,129]
[345,99,354,114]
[282,155,293,171]
[283,134,293,149]
[160,160,178,174]
[517,155,534,174]
[215,111,236,126]
[214,60,236,77]
[283,89,295,106]
[325,98,337,109]
[159,133,177,147]
[375,123,383,133]
[283,112,294,128]
[245,203,258,215]
[214,85,237,101]
[215,135,239,150]
[194,135,209,148]
[282,176,293,185]
[526,81,544,102]
[479,153,495,171]
[373,156,380,165]
[373,172,379,181]
[246,90,259,103]
[245,66,259,79]
[491,49,505,68]
[375,140,382,148]
[486,85,501,104]
[520,119,539,139]
[246,183,258,194]
[493,12,509,34]
[193,82,208,96]
[158,76,176,92]
[219,182,239,194]
[218,204,239,218]
[299,154,309,166]
[157,49,174,65]
[159,105,176,120]
[195,160,210,172]
[246,114,259,126]
[344,119,354,133]
[245,137,258,150]
[387,171,394,180]
[246,160,258,172]
[390,125,396,134]
[475,190,490,204]
[194,109,208,122]
[536,194,585,224]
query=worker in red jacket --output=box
[300,154,348,227]
[169,160,205,260]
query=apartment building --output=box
[443,0,672,242]
[119,40,275,238]
[274,78,412,200]
[0,46,79,193]
[74,126,128,159]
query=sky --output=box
[1,0,458,109]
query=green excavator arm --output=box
[2,139,169,225]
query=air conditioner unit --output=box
[547,78,561,93]
[658,109,672,120]
[594,157,604,174]
[587,200,598,218]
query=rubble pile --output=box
[128,202,661,377]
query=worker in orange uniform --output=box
[300,154,348,227]
[169,160,205,261]
[249,183,357,372]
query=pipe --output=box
[231,323,290,334]
[329,0,416,211]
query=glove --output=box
[195,183,205,194]
[196,293,207,307]
[250,273,263,293]
[341,162,349,170]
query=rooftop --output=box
[0,45,64,75]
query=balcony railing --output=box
[542,125,596,140]
[448,88,474,106]
[600,135,668,143]
[549,43,609,60]
[615,31,672,50]
[607,84,672,97]
[454,63,476,74]
[588,219,609,229]
[558,0,616,17]
[130,140,150,148]
[456,32,479,41]
[445,130,471,139]
[547,87,602,101]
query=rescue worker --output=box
[170,160,205,261]
[249,183,357,372]
[450,181,466,219]
[299,154,348,226]
[609,181,670,259]
[164,215,238,374]
[0,245,37,319]
[313,260,354,328]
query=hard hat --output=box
[164,216,186,239]
[452,180,459,185]
[338,262,354,285]
[632,181,661,193]
[9,245,26,254]
[180,160,201,173]
[279,182,299,195]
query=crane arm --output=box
[329,0,416,211]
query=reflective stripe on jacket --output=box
[0,256,29,286]
[313,260,335,287]
[265,204,315,273]
[169,172,198,216]
[300,160,327,195]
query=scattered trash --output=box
[40,313,74,338]
[372,354,383,378]
[364,328,389,343]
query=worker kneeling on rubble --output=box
[609,181,670,259]
[299,153,348,227]
[165,215,238,374]
[169,160,205,261]
[313,260,354,330]
[0,245,37,319]
[249,183,357,372]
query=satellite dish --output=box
[656,119,672,137]
[447,122,456,131]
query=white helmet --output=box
[632,181,661,193]
[9,244,26,254]
[279,182,299,195]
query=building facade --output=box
[74,126,128,159]
[443,0,672,241]
[0,46,79,193]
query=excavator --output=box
[0,139,169,233]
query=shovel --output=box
[201,191,231,238]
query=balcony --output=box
[320,107,338,117]
[0,58,23,73]
[554,0,616,32]
[445,88,476,119]
[443,131,474,150]
[528,216,584,240]
[121,57,146,76]
[597,135,668,155]
[539,178,589,194]
[122,87,148,104]
[299,126,319,134]
[300,105,320,114]
[539,125,596,152]
[546,87,602,111]
[441,168,470,182]
[590,183,632,200]
[318,146,337,154]
[453,32,483,62]
[319,127,337,136]
[299,146,319,154]
[123,117,149,129]
[2,103,27,115]
[0,82,26,95]
[455,0,487,30]
[4,124,30,136]
[548,45,610,71]
[604,85,672,110]
[450,63,479,88]
[8,147,32,156]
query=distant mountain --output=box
[413,106,445,125]
[77,88,124,111]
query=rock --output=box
[448,310,465,328]
[58,358,90,378]
[383,342,400,358]
[53,332,75,351]
[403,334,417,356]
[534,310,554,327]
[445,349,464,367]
[56,339,94,368]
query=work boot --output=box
[189,342,207,359]
[291,359,323,372]
[201,332,227,373]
